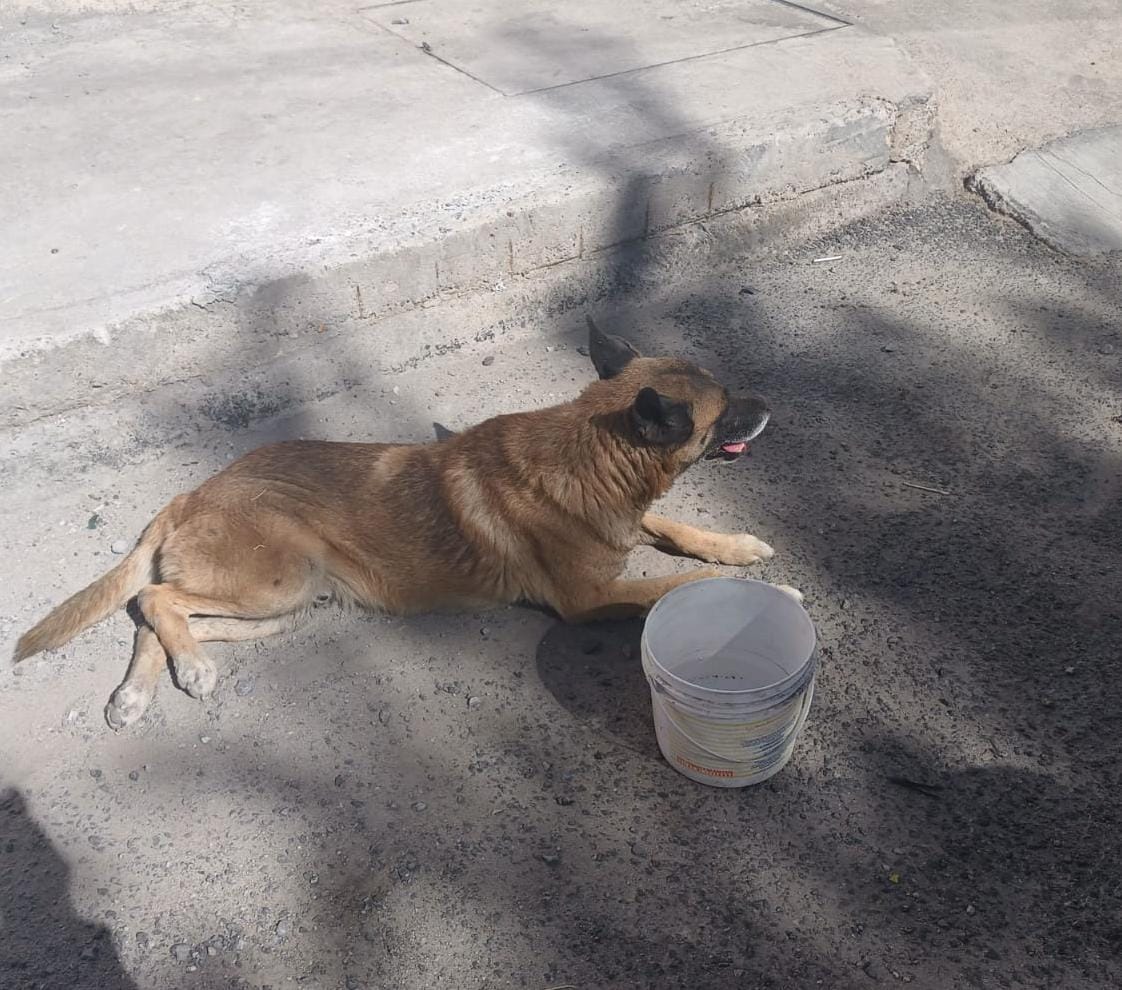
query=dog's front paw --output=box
[773,584,804,604]
[717,534,774,566]
[105,682,154,731]
[173,654,218,699]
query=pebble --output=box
[540,851,561,867]
[411,801,427,812]
[467,696,482,709]
[1099,342,1116,355]
[274,919,289,938]
[482,355,495,366]
[89,768,102,779]
[206,944,218,957]
[128,770,140,782]
[966,904,977,915]
[200,735,211,744]
[171,942,191,963]
[110,540,128,555]
[479,626,490,638]
[576,345,589,356]
[135,932,150,950]
[234,676,255,697]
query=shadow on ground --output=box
[0,788,139,990]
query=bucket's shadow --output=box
[534,618,659,757]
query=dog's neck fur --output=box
[492,394,680,525]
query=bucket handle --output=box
[656,682,815,770]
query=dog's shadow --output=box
[534,618,659,757]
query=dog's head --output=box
[585,317,770,472]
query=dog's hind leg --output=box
[188,613,306,643]
[104,612,306,730]
[640,513,774,566]
[105,625,168,730]
[137,586,308,699]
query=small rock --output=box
[629,842,649,858]
[540,851,561,867]
[555,795,574,806]
[110,539,128,555]
[128,770,140,782]
[390,16,409,25]
[234,676,255,697]
[199,735,211,744]
[576,345,590,356]
[479,626,490,638]
[378,708,391,725]
[881,345,896,353]
[965,904,976,916]
[135,932,150,950]
[481,355,495,366]
[739,285,756,295]
[206,944,218,957]
[1099,341,1116,355]
[86,513,102,530]
[274,919,289,939]
[171,942,191,963]
[89,768,102,779]
[1064,665,1076,675]
[80,943,99,961]
[467,696,482,710]
[411,801,427,812]
[334,774,345,787]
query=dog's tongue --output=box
[721,441,748,455]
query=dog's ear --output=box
[631,387,693,446]
[587,316,640,380]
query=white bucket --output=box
[641,577,817,787]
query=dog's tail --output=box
[13,498,183,662]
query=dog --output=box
[14,318,794,730]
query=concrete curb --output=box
[2,96,933,426]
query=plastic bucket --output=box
[641,577,817,787]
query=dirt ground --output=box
[2,196,1120,990]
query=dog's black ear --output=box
[587,316,640,380]
[631,387,693,447]
[432,421,457,441]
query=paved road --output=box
[3,197,1119,989]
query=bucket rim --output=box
[642,576,817,699]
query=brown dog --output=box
[15,319,793,729]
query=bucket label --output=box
[675,755,736,780]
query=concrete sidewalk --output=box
[0,0,931,420]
